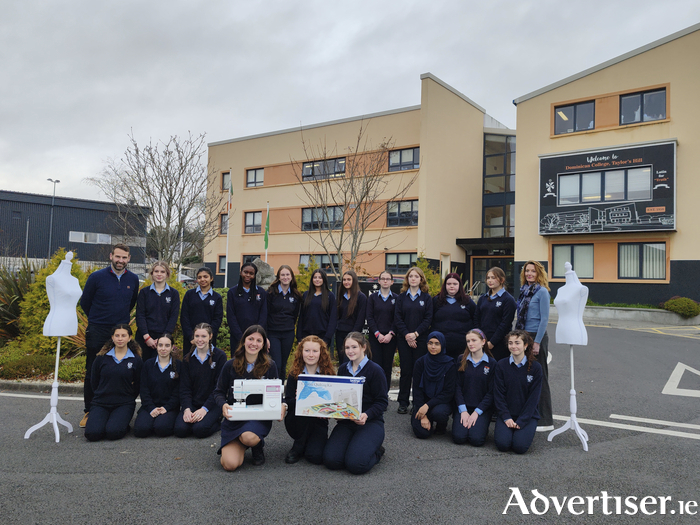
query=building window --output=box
[246,168,264,187]
[245,211,262,234]
[302,158,346,181]
[69,231,112,244]
[385,253,417,274]
[387,200,418,227]
[243,255,261,263]
[218,255,226,274]
[552,244,594,279]
[483,205,514,238]
[619,243,666,279]
[389,147,420,171]
[222,171,231,192]
[219,214,228,235]
[555,101,595,135]
[558,167,652,206]
[299,253,339,271]
[301,206,343,231]
[620,89,666,125]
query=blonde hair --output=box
[400,267,429,294]
[150,260,171,279]
[519,260,550,290]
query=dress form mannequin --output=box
[26,252,81,442]
[548,262,589,451]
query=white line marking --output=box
[553,415,700,440]
[0,392,83,401]
[661,362,700,397]
[609,414,700,430]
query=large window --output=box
[555,101,595,135]
[246,168,264,187]
[619,243,666,279]
[69,231,112,244]
[221,171,231,192]
[483,134,516,238]
[299,253,339,271]
[385,253,417,274]
[245,211,262,233]
[389,147,420,172]
[620,89,666,125]
[302,158,346,180]
[558,167,652,206]
[387,200,418,227]
[483,205,515,238]
[219,214,228,235]
[302,206,343,231]
[552,244,594,278]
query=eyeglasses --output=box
[379,277,392,281]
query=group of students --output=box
[83,258,553,470]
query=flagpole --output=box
[264,201,270,263]
[224,169,233,288]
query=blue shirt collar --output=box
[156,357,172,372]
[408,290,420,300]
[149,282,171,295]
[467,352,489,366]
[446,296,456,304]
[107,347,135,364]
[490,288,506,299]
[509,355,528,368]
[344,292,349,300]
[278,284,290,296]
[302,366,320,375]
[347,356,369,376]
[192,346,212,364]
[196,286,213,297]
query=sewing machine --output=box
[226,379,284,421]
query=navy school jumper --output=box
[134,357,181,437]
[474,291,516,360]
[267,289,301,333]
[226,285,268,349]
[179,347,228,413]
[297,291,337,346]
[283,374,329,464]
[180,289,224,348]
[135,285,180,359]
[366,291,398,388]
[430,297,476,358]
[336,292,368,333]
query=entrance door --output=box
[471,257,514,297]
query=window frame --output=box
[385,253,417,274]
[219,214,228,235]
[620,88,666,125]
[557,166,653,207]
[301,206,344,231]
[217,255,227,275]
[246,168,264,188]
[221,171,231,192]
[243,254,261,264]
[552,244,594,279]
[554,101,595,135]
[387,200,418,227]
[388,147,420,172]
[244,211,262,234]
[302,158,346,181]
[618,242,666,280]
[299,253,339,271]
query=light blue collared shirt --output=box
[106,348,135,364]
[302,366,320,375]
[347,356,369,377]
[344,292,349,300]
[192,346,212,364]
[196,286,214,300]
[509,355,528,368]
[380,292,391,302]
[156,357,172,372]
[246,363,254,373]
[458,353,491,415]
[408,290,420,301]
[489,288,506,300]
[149,283,171,296]
[278,284,290,296]
[446,297,456,304]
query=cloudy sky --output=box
[2,0,699,201]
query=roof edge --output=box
[420,72,486,113]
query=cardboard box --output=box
[295,374,364,420]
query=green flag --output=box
[264,206,270,250]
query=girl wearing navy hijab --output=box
[410,331,457,439]
[226,262,268,356]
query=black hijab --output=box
[420,331,455,398]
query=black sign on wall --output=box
[539,141,676,235]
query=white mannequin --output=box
[43,252,82,337]
[554,262,588,346]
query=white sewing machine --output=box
[226,379,283,421]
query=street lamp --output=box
[47,178,60,259]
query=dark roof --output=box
[0,190,149,215]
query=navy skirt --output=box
[218,418,273,453]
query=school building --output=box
[513,22,700,304]
[205,73,515,292]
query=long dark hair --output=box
[156,333,181,378]
[337,269,360,317]
[98,324,141,357]
[506,330,534,372]
[236,261,258,295]
[304,268,330,311]
[268,264,301,300]
[184,323,216,366]
[436,272,469,306]
[232,325,272,378]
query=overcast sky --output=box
[1,0,698,202]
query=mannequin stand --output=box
[547,344,588,451]
[24,336,74,442]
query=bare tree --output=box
[293,122,418,275]
[87,132,225,265]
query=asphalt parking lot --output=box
[1,323,699,524]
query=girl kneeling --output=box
[493,330,542,454]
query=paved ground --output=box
[1,322,699,524]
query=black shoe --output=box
[285,449,302,464]
[252,441,265,466]
[376,446,386,464]
[397,405,408,414]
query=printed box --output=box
[295,374,364,420]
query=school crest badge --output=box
[211,362,217,369]
[210,300,215,306]
[527,375,533,383]
[127,362,133,369]
[496,301,502,307]
[166,297,171,303]
[419,300,424,306]
[483,367,490,375]
[170,371,176,379]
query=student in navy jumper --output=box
[366,271,398,391]
[133,333,181,438]
[335,270,367,365]
[180,267,223,354]
[84,324,142,442]
[516,260,553,432]
[215,325,281,471]
[411,331,457,439]
[267,265,302,381]
[296,269,337,351]
[80,243,139,427]
[323,332,387,475]
[475,267,516,362]
[453,329,497,446]
[283,335,336,464]
[431,273,476,360]
[135,261,180,363]
[394,266,433,414]
[226,262,267,356]
[493,330,543,454]
[174,323,227,438]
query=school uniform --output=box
[410,332,456,439]
[283,371,329,464]
[133,357,181,438]
[84,349,142,442]
[180,287,223,353]
[475,289,516,361]
[135,284,180,362]
[297,291,337,348]
[431,296,476,359]
[174,346,227,438]
[452,353,497,446]
[213,359,280,452]
[267,286,301,382]
[323,358,388,475]
[366,290,398,390]
[393,290,433,410]
[493,356,542,454]
[226,284,268,354]
[335,292,367,364]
